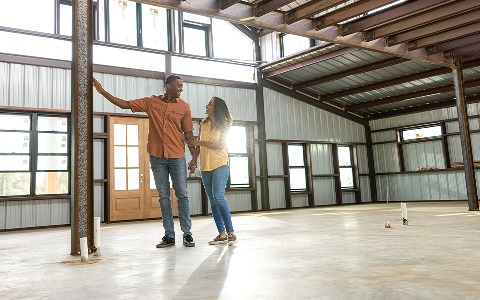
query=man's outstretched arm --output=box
[93,77,131,110]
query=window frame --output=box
[287,143,308,192]
[399,124,442,142]
[0,112,71,199]
[55,0,99,40]
[337,145,355,190]
[279,33,314,58]
[227,124,250,188]
[180,11,212,57]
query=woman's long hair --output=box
[203,97,233,130]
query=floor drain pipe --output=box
[94,217,101,256]
[401,202,408,225]
[80,237,89,261]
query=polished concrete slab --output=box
[1,201,480,299]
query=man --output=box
[93,74,197,248]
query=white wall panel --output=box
[403,141,445,171]
[372,130,396,143]
[356,145,369,174]
[310,144,333,174]
[266,143,284,176]
[342,192,356,204]
[256,179,263,211]
[313,178,336,206]
[370,107,458,131]
[226,191,252,212]
[3,199,70,230]
[359,177,371,202]
[187,181,203,215]
[263,88,365,143]
[268,179,286,209]
[292,194,308,208]
[373,144,400,173]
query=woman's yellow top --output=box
[199,120,229,171]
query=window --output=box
[288,144,307,191]
[141,5,168,50]
[280,33,311,57]
[109,0,137,46]
[0,0,55,34]
[400,125,442,141]
[182,12,211,56]
[212,19,254,61]
[338,145,354,189]
[227,125,249,187]
[0,113,69,197]
[57,0,99,39]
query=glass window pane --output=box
[60,4,72,36]
[115,169,127,190]
[340,168,354,188]
[0,114,30,130]
[338,146,352,166]
[212,19,254,61]
[127,147,139,168]
[184,26,207,56]
[227,126,247,154]
[114,124,127,145]
[37,156,68,171]
[128,168,139,190]
[0,173,31,196]
[402,125,442,141]
[288,144,305,167]
[183,12,210,24]
[0,156,30,171]
[141,5,168,50]
[38,116,68,132]
[229,157,249,186]
[0,132,30,154]
[35,172,69,195]
[149,167,156,189]
[38,133,68,153]
[114,146,127,168]
[126,124,138,145]
[289,168,306,190]
[109,0,137,46]
[0,0,55,34]
[282,34,311,57]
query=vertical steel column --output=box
[255,39,270,211]
[71,0,94,255]
[364,125,378,202]
[453,60,479,211]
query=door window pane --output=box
[38,133,68,153]
[35,172,69,195]
[127,147,139,168]
[128,168,139,190]
[114,146,127,168]
[114,124,127,145]
[0,156,30,171]
[141,5,168,50]
[38,116,68,132]
[126,124,139,145]
[0,132,30,153]
[289,168,307,190]
[0,173,31,196]
[115,169,127,190]
[109,0,137,46]
[229,157,249,186]
[37,156,68,171]
[0,114,30,130]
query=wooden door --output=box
[109,117,177,221]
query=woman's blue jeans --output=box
[201,165,234,234]
[150,155,192,238]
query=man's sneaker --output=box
[228,233,237,246]
[183,234,195,247]
[156,235,175,248]
[209,234,228,245]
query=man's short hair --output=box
[165,74,182,85]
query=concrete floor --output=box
[1,201,480,300]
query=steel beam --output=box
[71,0,94,255]
[453,60,479,211]
[254,0,297,17]
[408,22,480,51]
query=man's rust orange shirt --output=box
[130,95,193,158]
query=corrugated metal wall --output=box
[370,104,480,202]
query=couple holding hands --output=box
[93,74,236,248]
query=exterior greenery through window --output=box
[0,113,69,197]
[400,124,442,141]
[288,144,307,191]
[338,145,354,189]
[227,125,249,187]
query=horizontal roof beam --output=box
[286,0,348,25]
[254,0,297,17]
[408,22,480,51]
[426,33,480,55]
[294,57,407,89]
[347,78,480,110]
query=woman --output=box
[187,97,237,246]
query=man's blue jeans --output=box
[201,165,234,234]
[150,155,192,238]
